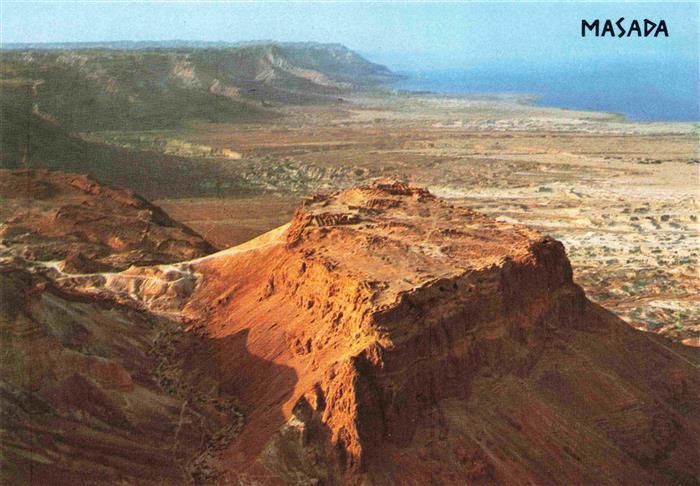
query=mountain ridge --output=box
[0,41,400,134]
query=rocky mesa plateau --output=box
[1,170,698,485]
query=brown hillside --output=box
[0,169,215,271]
[1,176,697,484]
[177,181,699,484]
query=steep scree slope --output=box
[0,267,244,484]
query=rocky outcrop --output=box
[179,181,699,484]
[0,169,215,271]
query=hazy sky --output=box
[2,2,697,70]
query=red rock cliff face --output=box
[182,182,699,484]
[354,238,583,449]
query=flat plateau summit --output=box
[1,172,698,484]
